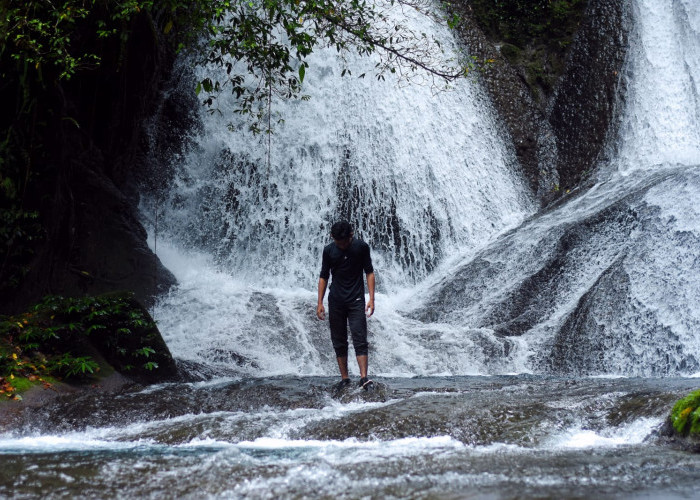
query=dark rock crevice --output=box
[448,0,630,204]
[547,0,630,193]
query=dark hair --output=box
[330,220,353,240]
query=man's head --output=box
[330,220,353,249]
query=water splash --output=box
[149,6,533,375]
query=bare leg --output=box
[356,355,368,379]
[336,356,350,379]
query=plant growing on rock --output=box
[0,292,176,399]
[670,389,700,438]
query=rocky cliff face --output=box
[449,0,630,205]
[1,12,177,314]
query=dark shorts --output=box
[328,297,368,357]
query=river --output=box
[2,376,700,498]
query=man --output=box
[317,221,376,390]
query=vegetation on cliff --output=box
[0,292,176,399]
[465,0,587,102]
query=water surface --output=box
[2,376,699,498]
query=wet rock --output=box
[548,0,630,194]
[605,391,676,427]
[330,381,389,404]
[447,0,630,204]
[175,358,253,382]
[415,168,699,376]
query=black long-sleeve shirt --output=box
[320,238,373,303]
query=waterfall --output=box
[148,0,700,378]
[148,4,534,376]
[413,0,700,376]
[156,9,533,290]
[609,0,700,173]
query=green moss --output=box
[670,389,700,435]
[7,376,36,393]
[690,406,700,436]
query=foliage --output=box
[0,207,43,293]
[0,293,164,399]
[4,1,127,79]
[670,389,700,436]
[3,1,471,131]
[193,0,473,133]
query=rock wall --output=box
[0,12,177,314]
[449,0,630,204]
[548,0,629,192]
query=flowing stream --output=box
[2,0,700,497]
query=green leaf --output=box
[298,64,305,83]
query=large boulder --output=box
[0,11,177,314]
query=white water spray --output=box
[608,0,700,173]
[150,5,533,376]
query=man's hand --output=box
[317,278,328,320]
[365,299,374,318]
[366,272,375,318]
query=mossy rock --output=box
[660,389,700,452]
[670,389,700,435]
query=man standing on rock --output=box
[317,220,376,391]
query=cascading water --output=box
[4,3,700,497]
[149,0,700,378]
[414,0,700,376]
[611,0,700,172]
[148,4,535,377]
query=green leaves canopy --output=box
[2,1,468,130]
[194,0,470,131]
